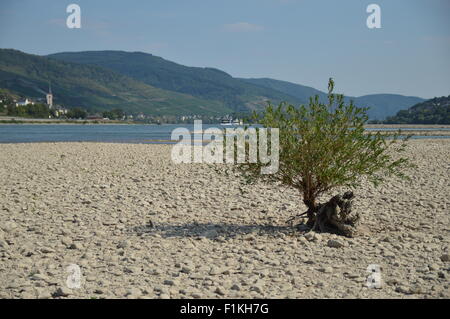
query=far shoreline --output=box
[0,118,142,125]
[0,117,450,129]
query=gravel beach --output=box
[0,140,449,299]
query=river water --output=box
[0,124,449,144]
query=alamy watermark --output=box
[171,120,279,174]
[66,4,81,29]
[366,264,382,289]
[66,263,82,289]
[63,4,379,30]
[366,4,381,29]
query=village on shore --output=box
[0,86,244,125]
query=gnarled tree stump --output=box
[290,191,361,237]
[312,191,360,237]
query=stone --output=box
[314,233,323,241]
[2,221,18,233]
[409,286,423,294]
[327,239,344,248]
[36,288,52,299]
[346,273,361,279]
[153,286,168,294]
[117,240,129,249]
[54,287,72,297]
[0,239,9,248]
[385,278,400,286]
[383,250,396,258]
[163,279,177,286]
[396,285,412,294]
[250,284,264,294]
[305,232,322,242]
[69,243,83,250]
[181,266,193,274]
[191,292,202,299]
[30,273,50,281]
[125,288,142,297]
[214,287,226,296]
[61,237,73,246]
[21,288,37,299]
[202,229,219,239]
[440,254,450,262]
[40,247,56,254]
[428,263,440,271]
[230,284,241,291]
[209,267,223,275]
[318,266,333,273]
[124,266,141,274]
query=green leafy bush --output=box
[237,79,412,229]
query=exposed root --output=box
[313,191,360,237]
[293,191,361,237]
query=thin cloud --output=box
[222,22,264,32]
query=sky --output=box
[0,0,449,99]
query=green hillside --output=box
[385,95,450,124]
[0,49,230,115]
[1,49,428,119]
[48,51,303,112]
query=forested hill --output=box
[47,51,303,112]
[385,95,450,124]
[0,49,229,115]
[50,51,424,119]
[1,49,427,118]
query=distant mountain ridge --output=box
[241,78,425,120]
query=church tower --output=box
[46,81,53,109]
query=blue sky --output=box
[0,0,449,98]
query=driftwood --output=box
[290,191,361,237]
[311,191,360,237]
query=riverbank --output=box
[365,124,450,129]
[0,140,448,299]
[0,117,137,125]
[365,124,450,137]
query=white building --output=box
[16,98,34,107]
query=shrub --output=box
[236,79,412,236]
